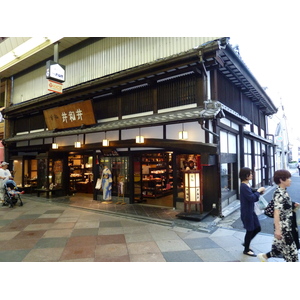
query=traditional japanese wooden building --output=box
[0,37,277,217]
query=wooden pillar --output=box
[4,79,12,143]
[196,76,206,106]
[153,84,158,114]
[211,69,219,100]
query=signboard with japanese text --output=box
[46,60,66,82]
[48,80,63,94]
[43,100,96,130]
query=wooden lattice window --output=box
[157,75,197,109]
[94,96,119,120]
[121,86,153,115]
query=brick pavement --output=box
[0,196,285,262]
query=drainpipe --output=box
[198,119,220,140]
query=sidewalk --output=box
[0,196,283,262]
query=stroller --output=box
[3,180,24,208]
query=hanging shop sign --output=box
[43,100,96,130]
[46,60,66,82]
[47,80,63,94]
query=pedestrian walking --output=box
[257,169,300,262]
[297,162,300,176]
[239,167,266,257]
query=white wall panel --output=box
[143,126,163,139]
[0,37,30,56]
[166,121,205,142]
[12,37,220,104]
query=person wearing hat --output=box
[0,162,13,204]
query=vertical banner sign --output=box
[48,80,63,94]
[46,60,66,94]
[43,100,96,130]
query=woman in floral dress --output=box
[258,170,300,262]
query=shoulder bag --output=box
[264,199,274,218]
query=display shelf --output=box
[141,152,173,199]
[142,178,164,198]
[68,155,93,194]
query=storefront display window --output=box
[12,157,44,191]
[19,158,38,190]
[69,155,93,194]
[49,159,63,188]
[12,158,23,187]
[221,163,236,198]
[98,156,129,195]
[220,130,237,202]
[141,152,173,199]
[176,154,200,202]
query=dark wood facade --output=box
[1,37,277,216]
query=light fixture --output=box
[179,123,188,140]
[136,128,144,144]
[74,135,81,148]
[74,141,81,148]
[52,137,58,149]
[184,170,202,213]
[102,139,109,146]
[136,135,144,143]
[52,142,58,149]
[102,131,109,146]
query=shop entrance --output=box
[69,154,94,194]
[94,156,129,201]
[134,152,201,208]
[134,152,173,207]
[67,153,130,200]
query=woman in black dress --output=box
[239,167,265,257]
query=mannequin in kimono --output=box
[101,166,112,201]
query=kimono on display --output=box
[101,166,112,201]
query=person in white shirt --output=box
[0,162,13,203]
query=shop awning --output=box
[5,106,209,143]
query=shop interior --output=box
[13,157,38,192]
[69,154,93,194]
[134,152,200,208]
[12,155,94,195]
[12,152,200,208]
[95,156,129,201]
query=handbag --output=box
[254,202,264,215]
[95,178,102,190]
[264,199,274,218]
[257,195,268,210]
[295,207,300,226]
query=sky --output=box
[229,35,300,139]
